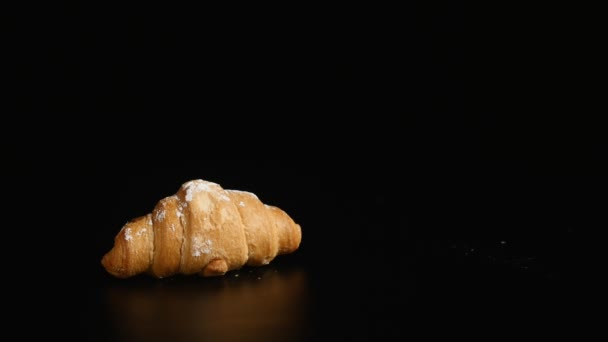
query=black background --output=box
[8,2,599,341]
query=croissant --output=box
[101,179,302,278]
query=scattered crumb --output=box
[234,274,239,278]
[257,277,261,280]
[500,241,507,245]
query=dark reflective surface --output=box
[75,239,582,342]
[98,267,309,342]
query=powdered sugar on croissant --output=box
[101,179,302,278]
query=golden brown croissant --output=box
[101,179,302,278]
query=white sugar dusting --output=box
[239,201,246,207]
[184,180,218,202]
[219,192,231,202]
[124,227,133,241]
[192,237,213,257]
[136,228,147,236]
[155,209,166,221]
[170,224,176,232]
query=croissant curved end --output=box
[101,246,128,278]
[101,215,151,278]
[277,220,302,255]
[288,223,303,253]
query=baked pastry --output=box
[101,179,302,278]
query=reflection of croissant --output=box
[102,179,302,278]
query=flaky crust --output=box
[101,180,302,278]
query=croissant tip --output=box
[101,252,114,276]
[293,223,302,249]
[101,247,130,279]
